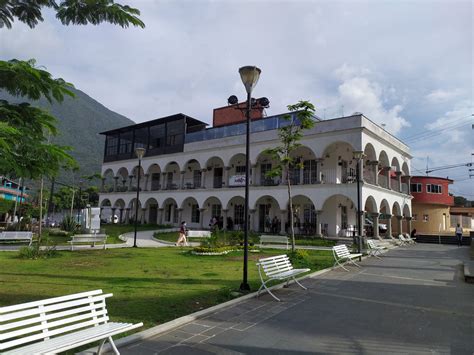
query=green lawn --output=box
[0,247,334,331]
[42,224,171,246]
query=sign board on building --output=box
[229,175,246,186]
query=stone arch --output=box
[201,196,223,230]
[379,199,390,214]
[363,143,377,162]
[402,203,411,218]
[363,143,377,184]
[254,195,281,233]
[364,195,378,213]
[288,145,317,185]
[102,169,115,193]
[181,196,200,228]
[228,153,247,187]
[144,198,159,225]
[402,161,410,175]
[204,156,225,189]
[290,194,317,235]
[112,198,126,224]
[127,198,142,224]
[391,201,403,236]
[255,151,281,186]
[163,161,180,190]
[162,197,179,225]
[100,199,112,207]
[378,151,390,188]
[182,159,202,189]
[321,194,357,238]
[226,196,246,231]
[130,165,145,191]
[116,167,129,192]
[146,164,162,191]
[321,141,357,184]
[378,199,391,237]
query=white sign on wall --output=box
[229,175,246,186]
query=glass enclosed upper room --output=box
[101,114,207,162]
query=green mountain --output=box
[0,87,134,183]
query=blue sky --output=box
[0,0,472,197]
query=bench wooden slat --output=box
[0,290,143,354]
[2,302,107,331]
[4,322,142,355]
[0,293,111,322]
[0,290,103,314]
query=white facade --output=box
[99,113,413,238]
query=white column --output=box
[113,177,119,192]
[386,167,392,190]
[143,174,149,191]
[280,210,287,234]
[250,209,256,232]
[180,171,185,189]
[315,209,323,237]
[224,167,230,187]
[201,169,207,189]
[371,212,380,239]
[199,208,206,228]
[397,215,403,236]
[222,209,228,230]
[396,172,402,192]
[128,175,133,190]
[141,208,146,224]
[158,208,164,225]
[251,164,257,186]
[386,214,392,238]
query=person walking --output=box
[455,223,463,247]
[176,221,188,246]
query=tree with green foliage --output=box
[0,0,144,235]
[264,101,316,252]
[1,1,144,179]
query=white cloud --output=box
[333,66,410,134]
[425,89,463,103]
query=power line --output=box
[404,121,473,144]
[401,114,473,141]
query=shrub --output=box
[289,249,311,268]
[18,245,57,260]
[47,228,69,237]
[61,216,79,233]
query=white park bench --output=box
[0,289,143,355]
[0,231,33,246]
[398,234,413,246]
[256,254,310,301]
[404,233,417,244]
[186,230,212,238]
[367,239,387,259]
[69,234,107,251]
[259,235,289,249]
[332,244,363,271]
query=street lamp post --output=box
[133,147,146,248]
[238,66,261,292]
[353,151,364,254]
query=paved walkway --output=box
[117,244,473,354]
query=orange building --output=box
[410,176,454,234]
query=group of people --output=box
[410,224,464,246]
[264,215,281,234]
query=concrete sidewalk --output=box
[116,244,474,354]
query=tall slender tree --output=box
[264,101,316,252]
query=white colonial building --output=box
[99,109,413,239]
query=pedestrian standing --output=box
[455,223,463,247]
